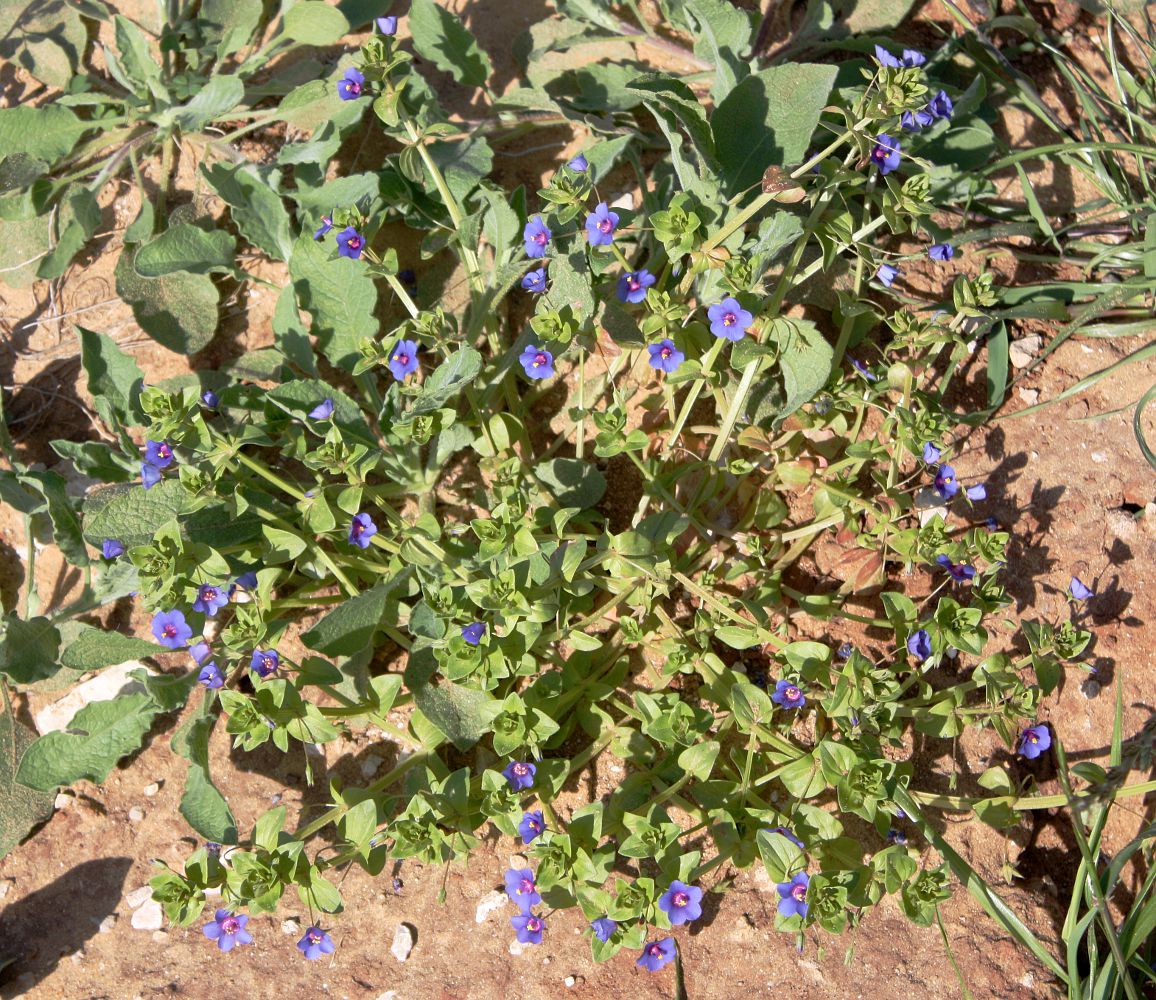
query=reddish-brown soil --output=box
[2,2,1155,999]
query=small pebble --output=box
[509,940,527,956]
[99,914,117,934]
[391,923,415,962]
[0,879,12,900]
[54,793,69,811]
[282,918,302,935]
[360,756,383,779]
[70,951,84,965]
[151,930,168,943]
[130,899,164,931]
[565,976,577,988]
[1082,679,1101,700]
[143,782,160,797]
[125,886,153,909]
[475,889,506,923]
[128,807,144,823]
[1017,387,1039,405]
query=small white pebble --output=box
[509,940,527,956]
[391,923,414,962]
[1091,451,1107,463]
[475,890,507,923]
[0,879,12,900]
[565,976,576,988]
[151,930,168,943]
[282,918,302,935]
[99,914,117,934]
[130,899,164,931]
[124,886,153,909]
[70,951,84,964]
[54,793,70,810]
[143,782,160,797]
[128,806,144,823]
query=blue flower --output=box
[929,243,955,261]
[887,828,908,845]
[521,268,547,295]
[929,89,953,119]
[707,296,753,341]
[250,649,280,679]
[836,642,853,659]
[616,268,655,304]
[647,339,685,374]
[933,465,960,499]
[874,44,901,68]
[771,679,806,710]
[1070,576,1094,601]
[922,442,941,464]
[591,917,617,943]
[1018,724,1051,760]
[101,539,125,559]
[336,226,365,259]
[141,462,162,489]
[776,872,809,919]
[657,880,703,926]
[875,45,925,69]
[502,760,536,790]
[203,909,253,953]
[567,153,589,172]
[851,358,879,381]
[193,583,229,617]
[232,571,258,594]
[901,108,936,132]
[309,398,335,420]
[297,925,336,960]
[389,339,420,380]
[902,49,926,67]
[511,912,545,944]
[518,810,544,845]
[519,344,555,380]
[349,512,377,549]
[198,661,224,689]
[201,389,219,408]
[764,826,804,849]
[585,202,619,247]
[637,938,676,972]
[376,15,398,34]
[504,868,541,911]
[145,440,174,468]
[876,263,899,287]
[936,554,976,582]
[461,622,485,646]
[152,609,192,649]
[965,483,986,501]
[523,215,551,258]
[907,628,932,661]
[870,133,901,175]
[190,641,212,665]
[337,68,365,101]
[313,215,334,241]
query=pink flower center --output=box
[519,878,535,895]
[513,763,529,775]
[221,917,240,935]
[533,353,548,368]
[202,588,217,601]
[598,217,612,233]
[308,931,322,944]
[660,346,672,359]
[158,444,171,458]
[672,891,689,908]
[628,276,641,291]
[393,352,409,366]
[1027,733,1038,744]
[792,884,807,902]
[533,231,547,245]
[348,236,362,250]
[785,686,800,701]
[527,918,541,932]
[723,312,736,326]
[162,625,177,638]
[263,656,275,672]
[352,521,364,536]
[348,81,361,95]
[647,944,662,957]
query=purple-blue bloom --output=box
[929,89,953,119]
[965,483,987,501]
[936,554,976,582]
[389,339,420,380]
[232,571,258,594]
[313,215,333,241]
[297,925,336,960]
[874,44,901,68]
[511,912,545,944]
[567,153,589,172]
[504,868,541,911]
[658,880,703,926]
[591,917,617,943]
[376,15,398,34]
[1070,576,1094,601]
[348,512,377,549]
[933,465,960,499]
[101,539,125,559]
[836,642,853,659]
[876,263,899,287]
[902,49,926,67]
[764,826,804,849]
[585,202,619,246]
[922,442,941,464]
[141,462,162,490]
[637,938,676,972]
[523,215,551,258]
[145,440,174,468]
[198,661,224,689]
[337,67,365,101]
[616,269,655,304]
[201,389,219,408]
[190,641,212,665]
[870,134,901,175]
[887,828,908,845]
[707,296,753,341]
[771,679,806,710]
[647,339,685,374]
[519,345,555,380]
[203,909,253,952]
[152,609,192,649]
[776,872,810,919]
[1018,724,1052,760]
[336,226,365,259]
[193,583,229,617]
[901,108,936,132]
[907,629,932,661]
[250,649,280,679]
[851,358,879,381]
[309,398,335,420]
[518,810,544,845]
[461,622,485,646]
[521,268,547,295]
[502,760,536,791]
[929,242,955,261]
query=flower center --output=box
[393,352,409,366]
[263,656,275,672]
[519,878,535,895]
[534,231,547,245]
[628,276,641,291]
[1027,733,1038,744]
[723,312,736,326]
[348,236,362,249]
[514,763,529,775]
[221,917,240,935]
[598,217,612,233]
[352,521,364,536]
[785,686,800,701]
[647,944,662,957]
[527,918,541,932]
[672,890,689,908]
[792,884,807,902]
[660,346,672,359]
[158,443,171,458]
[348,81,361,95]
[308,931,322,944]
[533,353,548,368]
[162,625,177,638]
[202,588,217,602]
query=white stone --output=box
[143,782,160,797]
[1017,387,1039,405]
[360,756,382,779]
[128,807,144,823]
[475,889,506,923]
[35,661,157,734]
[99,914,117,934]
[0,879,11,900]
[375,993,399,1000]
[130,899,164,931]
[1091,451,1107,463]
[54,793,69,810]
[125,885,153,909]
[151,930,168,943]
[509,940,527,956]
[390,923,414,962]
[1009,335,1043,369]
[282,918,302,935]
[564,976,577,988]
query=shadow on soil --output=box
[0,856,132,998]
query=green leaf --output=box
[413,680,497,752]
[403,346,482,420]
[756,828,806,882]
[172,704,238,843]
[627,75,717,194]
[200,0,264,58]
[264,379,374,444]
[0,686,55,860]
[59,626,158,672]
[534,458,606,509]
[113,14,162,90]
[301,579,405,657]
[134,224,236,277]
[408,0,492,89]
[116,247,219,355]
[0,106,86,162]
[0,615,61,685]
[685,0,751,102]
[282,1,350,44]
[714,625,762,649]
[169,74,245,132]
[19,469,89,568]
[712,64,837,195]
[769,318,833,426]
[288,234,378,371]
[202,162,295,261]
[0,0,86,90]
[16,693,157,790]
[79,326,144,429]
[677,740,719,781]
[428,137,493,206]
[832,0,918,32]
[38,187,100,280]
